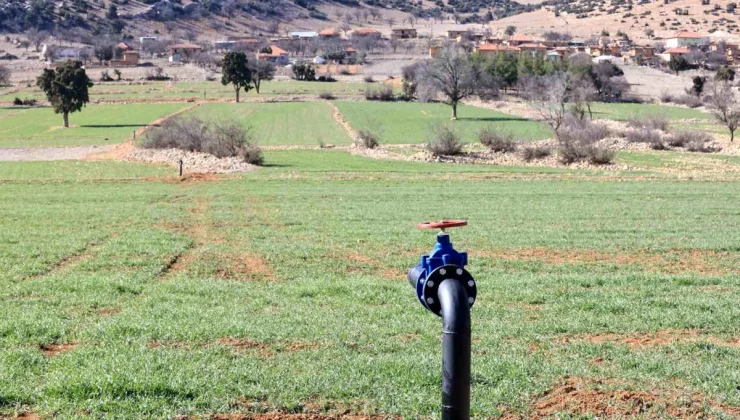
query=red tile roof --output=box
[673,31,701,39]
[354,28,380,35]
[257,45,289,58]
[477,44,520,52]
[319,28,338,36]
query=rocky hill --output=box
[0,0,538,40]
[491,0,740,42]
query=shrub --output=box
[626,127,663,149]
[318,92,335,100]
[13,97,36,106]
[355,129,380,149]
[660,91,674,103]
[364,75,374,83]
[521,145,551,161]
[558,120,614,165]
[479,127,517,153]
[559,118,611,143]
[365,85,394,101]
[427,125,463,156]
[666,130,713,148]
[339,68,352,76]
[627,115,669,131]
[686,140,719,153]
[100,70,114,82]
[672,94,703,108]
[145,67,170,81]
[142,116,263,165]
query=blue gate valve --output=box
[407,220,477,316]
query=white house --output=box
[289,31,318,39]
[665,31,705,48]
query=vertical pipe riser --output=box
[439,279,471,420]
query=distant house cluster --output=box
[432,28,728,67]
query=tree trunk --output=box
[451,103,458,120]
[731,128,735,142]
[255,80,261,94]
[63,112,69,128]
[235,87,240,103]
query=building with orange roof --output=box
[319,28,340,38]
[666,30,705,48]
[256,45,290,66]
[475,44,520,57]
[353,28,381,37]
[169,43,203,62]
[506,34,536,47]
[660,46,691,62]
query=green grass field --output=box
[184,102,351,146]
[589,102,712,121]
[1,152,739,419]
[334,101,553,144]
[0,103,187,148]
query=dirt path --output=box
[0,146,113,162]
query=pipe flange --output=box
[421,264,477,316]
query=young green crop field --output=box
[1,151,739,419]
[334,101,553,144]
[184,102,351,146]
[0,103,187,148]
[589,102,712,121]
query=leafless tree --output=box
[362,10,370,23]
[569,72,597,120]
[181,29,198,43]
[408,16,416,28]
[354,9,363,23]
[390,38,401,53]
[27,29,50,52]
[370,9,381,21]
[708,80,740,142]
[522,73,569,137]
[404,41,415,54]
[386,17,395,27]
[419,45,498,119]
[340,23,352,37]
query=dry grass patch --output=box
[562,330,740,349]
[39,343,77,358]
[477,248,739,275]
[216,253,276,281]
[514,377,740,419]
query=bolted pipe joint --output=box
[408,232,477,316]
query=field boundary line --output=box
[327,101,358,142]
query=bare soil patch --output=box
[39,343,77,358]
[562,330,740,349]
[216,253,276,281]
[506,377,740,419]
[209,415,379,420]
[477,248,739,276]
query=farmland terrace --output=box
[0,79,739,419]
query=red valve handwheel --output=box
[417,220,468,230]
